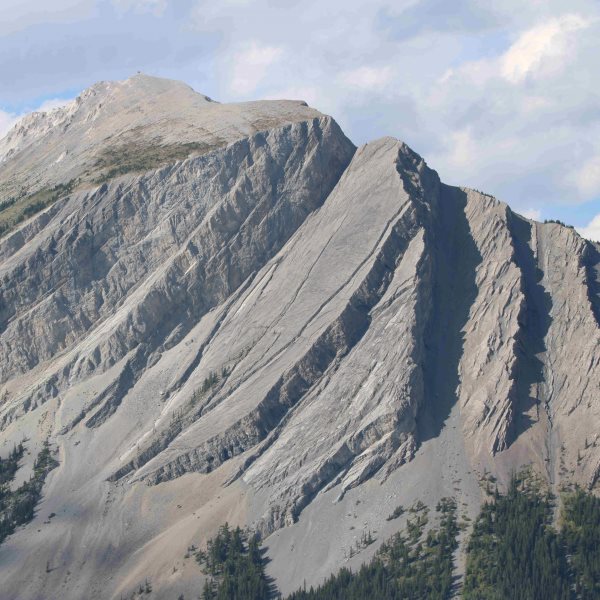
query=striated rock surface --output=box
[0,74,598,599]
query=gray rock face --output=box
[0,75,598,599]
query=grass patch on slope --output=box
[0,179,77,239]
[91,141,221,184]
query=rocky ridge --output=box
[0,74,598,599]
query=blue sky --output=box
[2,0,600,239]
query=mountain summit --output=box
[0,75,598,599]
[0,73,321,203]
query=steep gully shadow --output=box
[505,213,552,451]
[417,187,553,454]
[417,185,481,443]
[582,241,600,328]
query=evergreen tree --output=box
[0,441,58,546]
[463,472,571,600]
[196,524,270,600]
[561,488,600,599]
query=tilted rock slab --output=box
[0,75,598,599]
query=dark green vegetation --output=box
[189,474,600,600]
[463,473,570,599]
[195,523,271,600]
[0,179,76,238]
[464,473,600,600]
[0,441,59,545]
[0,443,24,486]
[192,499,459,600]
[288,497,458,600]
[544,218,575,229]
[92,141,216,184]
[561,489,600,599]
[386,504,405,521]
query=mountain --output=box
[0,74,598,600]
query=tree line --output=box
[185,471,600,600]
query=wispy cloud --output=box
[570,155,600,199]
[338,66,393,90]
[500,14,590,84]
[0,0,95,36]
[521,208,542,221]
[578,214,600,242]
[229,42,283,96]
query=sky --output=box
[1,0,600,240]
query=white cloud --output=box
[229,42,283,96]
[422,8,600,209]
[338,66,393,90]
[577,214,600,242]
[521,95,554,114]
[500,14,591,84]
[439,13,592,89]
[0,109,18,140]
[570,155,600,199]
[439,128,479,170]
[521,208,542,220]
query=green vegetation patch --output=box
[91,141,219,184]
[386,504,404,521]
[0,441,59,545]
[561,489,600,599]
[187,497,459,600]
[543,219,574,229]
[0,179,77,239]
[134,470,600,600]
[465,470,600,600]
[288,496,458,600]
[195,523,271,600]
[464,471,570,600]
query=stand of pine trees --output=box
[0,440,59,545]
[195,523,271,600]
[287,497,458,600]
[560,489,600,599]
[463,471,600,600]
[463,472,571,599]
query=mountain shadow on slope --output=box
[418,185,482,443]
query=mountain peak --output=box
[79,72,214,106]
[0,75,326,218]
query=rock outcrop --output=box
[0,74,598,599]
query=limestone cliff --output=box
[0,74,597,600]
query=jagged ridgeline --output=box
[0,74,599,599]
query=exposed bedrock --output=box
[0,73,599,600]
[0,115,354,427]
